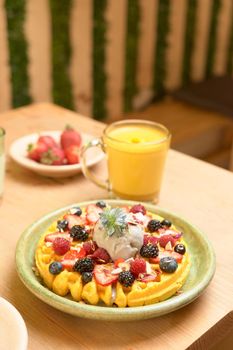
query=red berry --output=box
[52,237,70,255]
[143,235,159,245]
[27,142,49,162]
[130,258,146,277]
[92,247,111,263]
[159,234,176,248]
[65,144,80,164]
[44,232,71,243]
[83,241,97,255]
[38,135,58,148]
[40,147,66,165]
[61,248,86,270]
[129,204,146,215]
[61,125,82,150]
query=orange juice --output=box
[103,120,170,201]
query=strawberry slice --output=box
[86,204,103,225]
[64,214,86,229]
[93,265,118,286]
[61,248,86,270]
[137,272,161,283]
[149,251,183,264]
[44,232,71,243]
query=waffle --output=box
[35,204,190,307]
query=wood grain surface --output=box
[0,103,233,350]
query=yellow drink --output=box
[103,120,170,201]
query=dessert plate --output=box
[0,297,28,350]
[9,131,104,178]
[15,200,216,321]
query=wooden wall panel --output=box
[0,0,11,112]
[105,0,127,117]
[165,0,187,90]
[192,0,212,81]
[70,0,93,117]
[214,0,233,75]
[25,0,52,103]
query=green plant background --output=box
[4,0,232,119]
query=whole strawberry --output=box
[27,142,49,162]
[61,125,82,150]
[65,145,80,164]
[40,147,66,165]
[38,135,58,148]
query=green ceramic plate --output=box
[15,200,216,321]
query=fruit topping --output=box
[140,244,159,258]
[147,219,162,232]
[114,258,125,268]
[82,272,93,284]
[61,248,86,270]
[160,219,172,228]
[93,265,118,286]
[49,261,63,275]
[158,234,176,248]
[57,219,68,231]
[118,271,135,287]
[44,232,71,243]
[52,237,70,255]
[174,243,186,255]
[69,207,82,216]
[96,200,107,208]
[61,125,82,150]
[86,204,103,224]
[91,248,111,263]
[74,257,94,273]
[150,251,183,264]
[130,258,146,277]
[70,225,89,241]
[137,272,160,283]
[129,204,146,215]
[143,235,159,245]
[159,256,178,273]
[64,214,86,229]
[83,241,97,255]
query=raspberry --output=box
[143,235,159,245]
[140,244,159,258]
[52,237,70,255]
[83,241,97,255]
[118,271,135,287]
[130,258,146,277]
[92,248,111,263]
[74,257,94,273]
[159,234,176,248]
[129,204,146,215]
[147,219,162,232]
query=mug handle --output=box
[80,138,109,190]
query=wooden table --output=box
[1,103,233,350]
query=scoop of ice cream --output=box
[93,209,144,261]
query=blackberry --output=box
[140,244,159,258]
[70,225,88,241]
[49,261,63,275]
[70,206,82,216]
[174,243,186,255]
[82,272,93,284]
[74,257,94,273]
[159,257,178,273]
[57,219,68,231]
[118,271,135,287]
[96,200,106,209]
[147,219,162,233]
[161,219,172,228]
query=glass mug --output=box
[80,120,171,202]
[0,128,5,197]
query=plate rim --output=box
[15,199,216,321]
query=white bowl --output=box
[9,131,104,178]
[0,297,28,350]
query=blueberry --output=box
[159,257,178,273]
[57,219,68,231]
[174,244,186,255]
[82,272,93,284]
[49,261,63,275]
[70,207,82,216]
[161,219,172,228]
[96,201,106,209]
